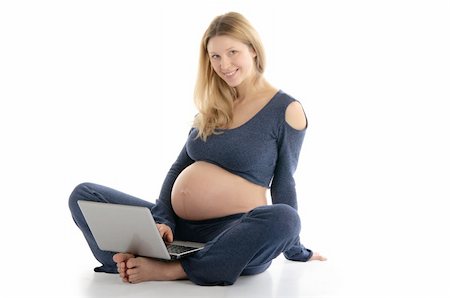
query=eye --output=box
[229,50,238,55]
[210,54,220,60]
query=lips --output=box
[223,68,239,78]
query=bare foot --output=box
[309,252,327,261]
[124,257,187,284]
[113,253,135,283]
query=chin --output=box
[222,78,242,88]
[227,82,240,88]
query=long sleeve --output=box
[270,122,304,209]
[151,140,195,232]
[270,116,313,262]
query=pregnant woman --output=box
[68,11,326,286]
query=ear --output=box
[250,46,257,58]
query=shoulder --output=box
[285,101,307,130]
[275,91,307,131]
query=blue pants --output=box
[68,182,301,286]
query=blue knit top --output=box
[152,90,313,261]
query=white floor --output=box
[5,247,449,298]
[2,194,449,298]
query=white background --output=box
[1,0,449,297]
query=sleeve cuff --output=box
[283,243,313,262]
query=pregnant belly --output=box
[171,161,268,220]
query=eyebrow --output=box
[208,47,236,54]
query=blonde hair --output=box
[193,12,266,141]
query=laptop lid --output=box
[77,200,204,260]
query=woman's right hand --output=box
[156,223,173,243]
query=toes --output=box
[126,268,138,276]
[117,261,127,274]
[119,269,127,279]
[118,269,129,283]
[120,262,127,270]
[128,274,141,284]
[113,253,135,264]
[113,253,124,263]
[126,258,139,269]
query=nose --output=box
[220,57,233,70]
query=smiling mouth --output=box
[223,68,238,77]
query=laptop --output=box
[77,200,205,260]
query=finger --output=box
[157,225,166,239]
[166,229,173,243]
[160,227,171,241]
[161,228,173,243]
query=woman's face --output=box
[207,35,257,88]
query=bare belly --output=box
[171,161,268,220]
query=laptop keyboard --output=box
[166,244,197,254]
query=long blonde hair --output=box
[193,12,266,141]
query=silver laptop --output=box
[77,200,205,260]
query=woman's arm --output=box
[270,101,313,261]
[270,101,307,208]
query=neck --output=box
[235,76,271,103]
